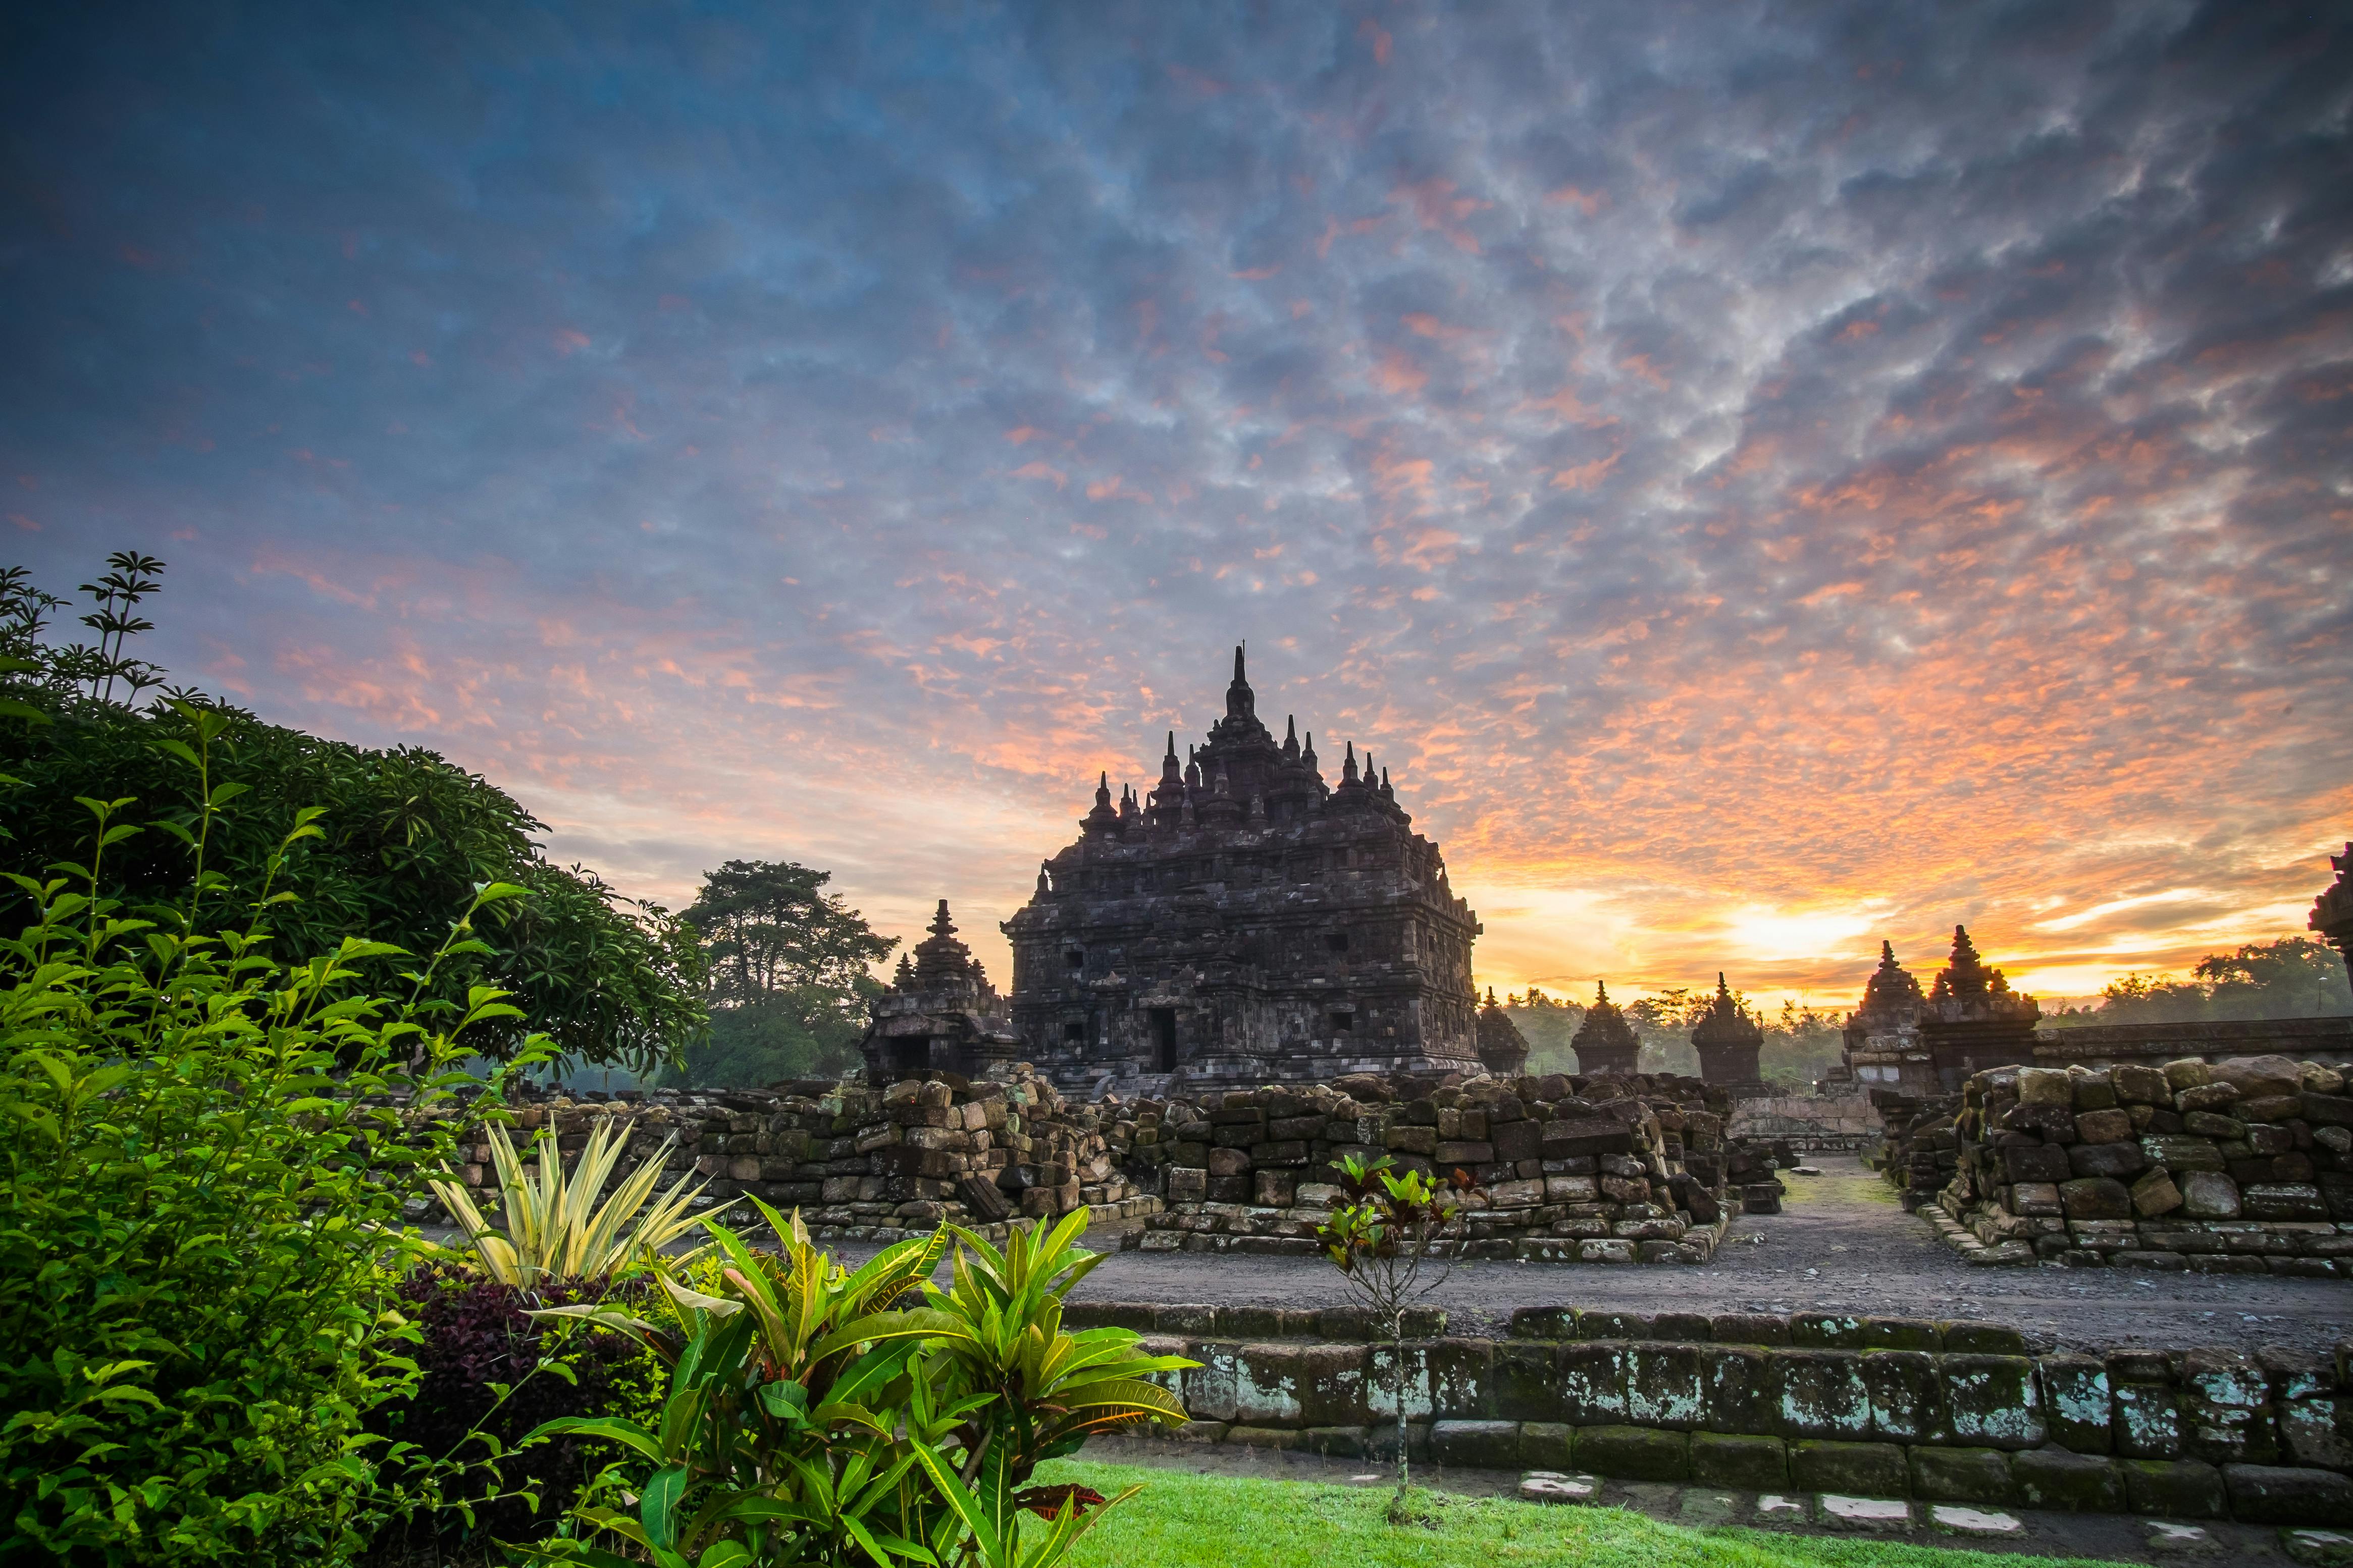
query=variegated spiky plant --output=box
[428,1117,707,1287]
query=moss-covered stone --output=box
[1627,1343,1706,1429]
[1689,1432,1788,1489]
[2221,1464,2353,1526]
[1430,1419,1523,1470]
[1424,1337,1495,1420]
[1575,1424,1691,1483]
[2121,1458,2224,1519]
[2039,1355,2113,1454]
[1559,1340,1632,1424]
[1863,1317,1943,1352]
[1908,1446,2015,1503]
[1489,1339,1563,1422]
[1790,1439,1908,1496]
[1702,1344,1773,1434]
[1937,1355,2047,1449]
[2012,1448,2126,1511]
[1768,1349,1872,1439]
[1519,1421,1575,1469]
[1940,1322,2030,1355]
[1861,1350,1939,1442]
[1791,1313,1867,1349]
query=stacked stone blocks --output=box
[1064,1301,2353,1525]
[1126,1069,1748,1264]
[1921,1054,2353,1270]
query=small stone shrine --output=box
[1689,973,1767,1095]
[1475,988,1531,1075]
[1920,924,2042,1085]
[858,900,1022,1080]
[1826,941,1929,1092]
[1570,981,1641,1076]
[998,647,1484,1090]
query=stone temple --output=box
[982,647,1486,1092]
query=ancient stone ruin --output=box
[1569,982,1640,1076]
[1911,1054,2353,1271]
[984,647,1485,1091]
[1825,928,2038,1097]
[860,900,1019,1081]
[424,1064,1156,1245]
[1128,1068,1755,1263]
[1690,972,1767,1095]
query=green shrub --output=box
[519,1206,1194,1567]
[0,557,708,1074]
[0,709,535,1563]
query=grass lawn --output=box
[1030,1459,2125,1568]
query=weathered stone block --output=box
[1558,1340,1631,1424]
[1184,1342,1240,1421]
[1861,1350,1939,1442]
[1430,1419,1522,1470]
[2070,1142,2148,1180]
[2061,1177,2132,1220]
[1519,1421,1575,1468]
[1424,1337,1494,1420]
[1575,1425,1690,1483]
[1711,1313,1792,1346]
[2130,1169,2182,1217]
[1702,1344,1773,1434]
[2111,1378,2182,1459]
[2012,1181,2061,1215]
[2012,1448,2125,1512]
[1489,1340,1563,1422]
[1767,1350,1872,1440]
[1626,1343,1706,1429]
[1938,1355,2046,1449]
[1862,1318,1942,1352]
[2114,1064,2171,1104]
[1689,1432,1788,1489]
[1235,1342,1370,1427]
[2222,1465,2353,1526]
[1909,1446,2015,1503]
[2178,1171,2244,1219]
[2244,1183,2330,1222]
[2121,1457,2225,1518]
[2039,1356,2113,1454]
[1792,1313,1867,1349]
[2283,1397,2353,1471]
[2184,1348,2276,1465]
[1792,1440,1908,1497]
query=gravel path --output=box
[1055,1154,2353,1356]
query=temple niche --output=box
[1570,981,1641,1077]
[994,647,1485,1092]
[1475,988,1530,1076]
[1689,973,1767,1096]
[858,900,1021,1081]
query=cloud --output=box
[2,1,2347,1006]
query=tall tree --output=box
[669,859,898,1087]
[0,554,708,1072]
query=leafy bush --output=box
[519,1205,1191,1567]
[364,1269,664,1559]
[0,556,708,1073]
[0,711,528,1563]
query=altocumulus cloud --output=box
[2,1,2347,1001]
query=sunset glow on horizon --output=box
[3,4,2346,1015]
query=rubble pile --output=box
[1923,1054,2353,1270]
[1127,1069,1742,1263]
[427,1065,1158,1244]
[1721,1134,1798,1214]
[1872,1095,1964,1211]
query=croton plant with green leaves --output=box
[516,1202,1194,1568]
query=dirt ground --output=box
[1048,1154,2353,1356]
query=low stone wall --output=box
[421,1066,1158,1243]
[1920,1054,2353,1270]
[2037,1016,2353,1070]
[1727,1093,1876,1150]
[1127,1071,1749,1264]
[1063,1301,2353,1525]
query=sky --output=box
[4,1,2350,1011]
